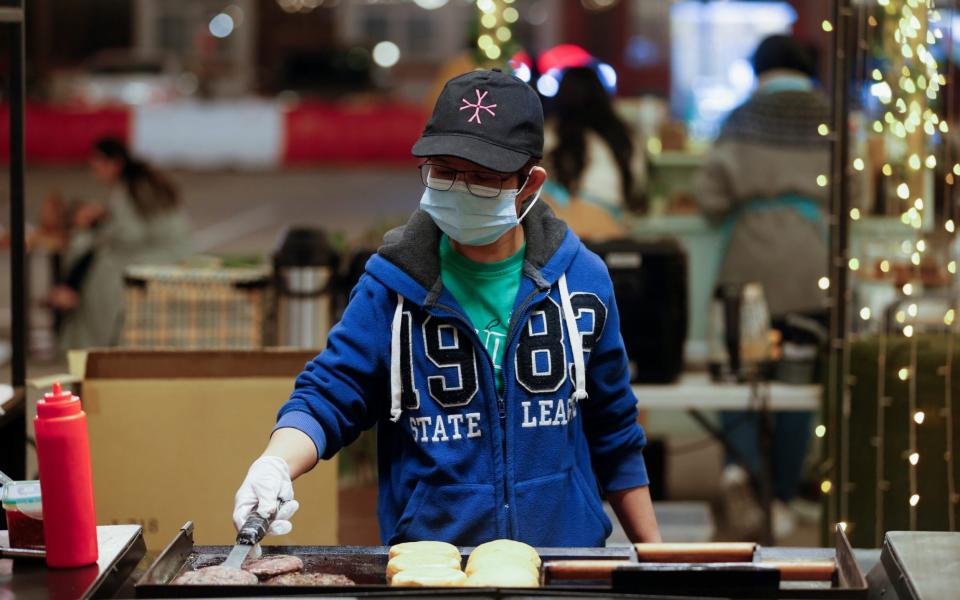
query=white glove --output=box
[233,455,300,536]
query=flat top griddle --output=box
[136,522,867,599]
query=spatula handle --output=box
[236,498,287,546]
[236,512,270,546]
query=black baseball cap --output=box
[412,68,544,173]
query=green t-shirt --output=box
[439,234,525,394]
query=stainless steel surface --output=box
[224,510,275,569]
[222,543,254,570]
[867,531,960,600]
[277,266,332,348]
[0,546,45,559]
[1,524,145,600]
[835,523,868,594]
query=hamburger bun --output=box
[465,564,540,588]
[388,541,460,561]
[386,552,462,582]
[390,566,467,587]
[467,539,541,569]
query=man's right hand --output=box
[233,455,300,536]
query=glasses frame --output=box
[418,162,518,199]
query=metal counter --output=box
[1,524,145,599]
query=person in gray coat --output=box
[48,138,190,350]
[695,35,829,540]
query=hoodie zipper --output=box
[430,293,528,538]
[433,277,551,539]
[494,283,554,537]
[503,287,546,539]
[430,302,511,536]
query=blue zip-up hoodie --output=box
[276,202,649,547]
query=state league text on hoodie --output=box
[275,201,649,547]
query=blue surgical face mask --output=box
[420,178,541,246]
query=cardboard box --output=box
[79,349,337,551]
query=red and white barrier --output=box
[0,100,427,168]
[0,105,129,164]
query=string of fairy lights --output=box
[476,0,519,63]
[821,0,959,542]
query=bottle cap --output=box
[44,382,73,404]
[37,381,81,418]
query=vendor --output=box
[542,66,645,241]
[234,69,660,546]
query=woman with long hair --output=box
[543,66,645,238]
[49,137,190,349]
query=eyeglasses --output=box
[419,163,514,199]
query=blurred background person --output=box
[543,66,646,240]
[45,137,190,350]
[694,34,830,540]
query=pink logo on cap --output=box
[460,89,497,124]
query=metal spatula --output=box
[221,508,274,569]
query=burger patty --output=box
[242,554,304,578]
[264,572,356,586]
[174,566,259,585]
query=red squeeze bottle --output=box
[35,382,98,568]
